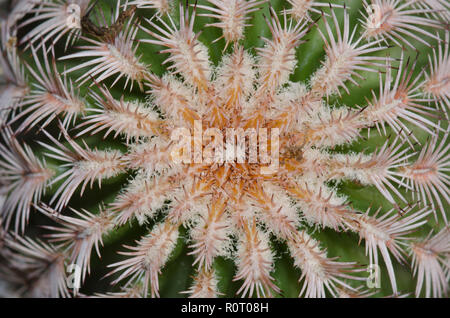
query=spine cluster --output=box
[0,0,448,298]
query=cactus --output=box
[0,0,449,298]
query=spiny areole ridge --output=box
[0,0,449,298]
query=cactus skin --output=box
[0,0,449,298]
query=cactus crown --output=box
[0,0,449,298]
